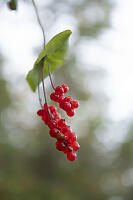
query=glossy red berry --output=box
[56,132,66,141]
[63,96,72,102]
[63,102,71,111]
[69,132,77,142]
[56,141,66,151]
[37,87,80,160]
[62,126,71,135]
[49,105,57,113]
[67,151,77,161]
[55,86,64,95]
[50,92,63,103]
[59,102,66,110]
[48,120,57,129]
[37,109,45,116]
[62,84,69,93]
[56,95,64,103]
[57,119,67,128]
[70,100,79,109]
[50,93,58,102]
[49,128,59,138]
[67,109,75,117]
[72,141,80,151]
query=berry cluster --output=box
[50,84,79,117]
[37,103,80,161]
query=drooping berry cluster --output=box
[37,103,80,161]
[50,84,79,117]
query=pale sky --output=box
[0,0,133,121]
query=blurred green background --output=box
[0,0,133,200]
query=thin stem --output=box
[37,80,43,109]
[32,0,51,120]
[46,57,55,90]
[32,0,46,48]
[42,59,51,120]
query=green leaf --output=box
[35,30,72,64]
[26,60,43,92]
[26,30,72,92]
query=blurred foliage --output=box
[0,0,133,200]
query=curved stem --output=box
[46,57,55,90]
[32,0,46,48]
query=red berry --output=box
[70,100,79,109]
[56,132,66,141]
[63,102,71,111]
[37,109,45,116]
[72,141,80,151]
[50,92,58,102]
[56,95,64,103]
[63,145,69,154]
[49,128,59,138]
[69,132,77,142]
[67,109,75,117]
[67,151,77,161]
[49,105,57,113]
[55,86,64,95]
[63,96,72,102]
[42,114,50,122]
[59,101,66,110]
[50,92,63,102]
[62,126,71,135]
[62,84,69,93]
[48,120,57,129]
[56,141,66,151]
[54,112,61,120]
[57,119,67,128]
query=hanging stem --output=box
[37,79,43,109]
[46,56,55,90]
[32,0,51,119]
[42,60,51,120]
[32,0,45,48]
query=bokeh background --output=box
[0,0,133,199]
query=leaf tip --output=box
[26,70,36,92]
